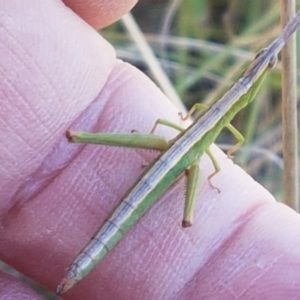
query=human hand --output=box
[1,1,300,299]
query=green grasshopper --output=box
[57,10,300,293]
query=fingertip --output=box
[64,0,138,29]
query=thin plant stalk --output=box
[280,0,299,211]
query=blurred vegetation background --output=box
[102,0,300,200]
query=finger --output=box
[0,0,120,295]
[1,0,115,209]
[175,203,300,299]
[4,58,300,299]
[64,0,137,29]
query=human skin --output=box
[1,0,300,299]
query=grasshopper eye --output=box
[255,48,277,69]
[268,54,278,69]
[254,48,268,59]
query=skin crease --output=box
[0,273,44,299]
[1,0,300,299]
